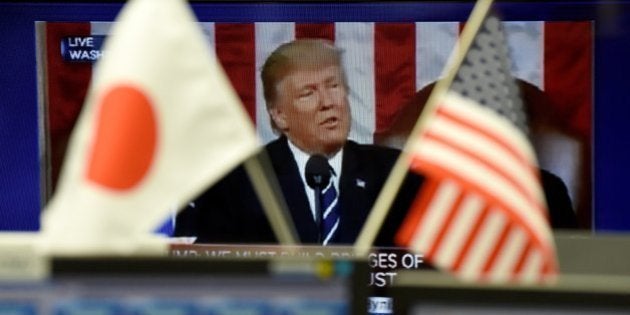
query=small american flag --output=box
[395,10,558,283]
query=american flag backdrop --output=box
[44,21,592,222]
[69,21,592,145]
[395,13,557,283]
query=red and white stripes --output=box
[84,21,591,147]
[398,92,557,283]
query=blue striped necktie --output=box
[321,171,340,245]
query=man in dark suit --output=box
[175,39,577,246]
[175,39,420,245]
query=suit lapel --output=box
[266,137,319,243]
[337,141,373,244]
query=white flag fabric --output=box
[42,0,259,252]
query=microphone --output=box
[305,154,331,190]
[305,154,331,243]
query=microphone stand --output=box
[313,186,323,244]
[305,154,331,245]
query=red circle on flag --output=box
[87,84,158,190]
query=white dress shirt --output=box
[287,140,342,221]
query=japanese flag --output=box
[41,0,258,253]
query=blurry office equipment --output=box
[389,232,630,314]
[0,256,366,315]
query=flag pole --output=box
[244,153,299,245]
[353,0,494,256]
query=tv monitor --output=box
[31,1,598,234]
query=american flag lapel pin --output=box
[356,178,366,188]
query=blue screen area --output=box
[0,1,629,231]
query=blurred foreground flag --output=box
[395,8,557,283]
[42,0,258,253]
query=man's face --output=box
[271,65,351,156]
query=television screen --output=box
[2,0,629,310]
[35,2,593,238]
